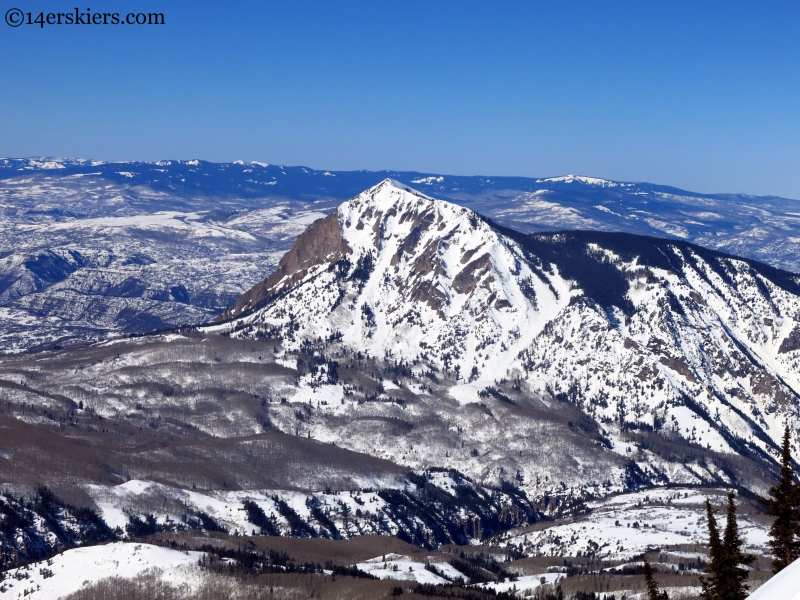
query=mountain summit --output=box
[220,179,570,391]
[217,179,800,489]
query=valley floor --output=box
[0,532,778,600]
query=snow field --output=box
[0,542,202,600]
[355,553,467,585]
[498,488,769,561]
[474,572,563,596]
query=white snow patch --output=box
[536,175,628,187]
[411,176,444,184]
[475,573,563,595]
[355,554,466,584]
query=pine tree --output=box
[700,498,723,600]
[762,425,800,572]
[717,492,753,600]
[643,558,669,600]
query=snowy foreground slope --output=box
[1,535,785,600]
[2,542,477,599]
[216,180,800,490]
[747,556,800,600]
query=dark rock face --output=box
[219,211,352,321]
[779,327,800,354]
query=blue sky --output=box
[1,1,799,197]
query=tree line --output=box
[644,425,800,600]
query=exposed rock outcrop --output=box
[218,211,351,321]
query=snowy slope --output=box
[474,573,563,597]
[494,488,768,561]
[355,553,467,585]
[0,542,202,600]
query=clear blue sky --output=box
[1,1,799,198]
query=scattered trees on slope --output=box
[0,487,117,570]
[242,500,280,537]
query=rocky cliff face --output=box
[219,211,352,321]
[218,180,800,476]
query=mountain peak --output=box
[217,182,570,395]
[353,178,433,206]
[536,174,630,187]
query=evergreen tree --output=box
[643,558,669,600]
[762,425,800,572]
[700,498,723,600]
[717,492,752,600]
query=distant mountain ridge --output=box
[4,156,799,272]
[3,156,792,203]
[1,156,799,354]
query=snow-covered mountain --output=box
[218,179,800,481]
[219,179,571,385]
[2,157,800,354]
